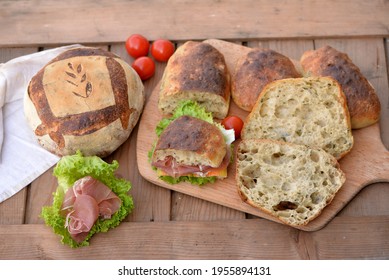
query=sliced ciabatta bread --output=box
[241,77,353,159]
[236,139,346,226]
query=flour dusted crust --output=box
[158,41,230,119]
[300,45,381,129]
[24,47,145,157]
[236,139,346,226]
[232,48,301,111]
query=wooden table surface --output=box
[1,0,389,260]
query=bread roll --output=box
[241,77,353,160]
[152,115,226,168]
[24,47,145,157]
[158,41,230,119]
[232,48,301,111]
[300,45,381,129]
[236,139,346,226]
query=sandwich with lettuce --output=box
[41,151,133,248]
[150,100,235,186]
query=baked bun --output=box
[152,115,226,168]
[300,45,381,129]
[241,77,353,160]
[158,41,230,119]
[24,47,145,157]
[232,48,301,111]
[236,139,345,226]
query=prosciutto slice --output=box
[61,176,121,243]
[152,146,231,178]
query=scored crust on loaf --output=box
[152,115,226,168]
[300,45,381,129]
[25,47,145,157]
[232,48,301,111]
[241,77,353,159]
[158,41,230,119]
[236,139,346,226]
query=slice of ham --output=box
[61,176,121,243]
[65,194,99,243]
[152,146,231,178]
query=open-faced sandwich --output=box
[41,151,133,248]
[150,100,235,185]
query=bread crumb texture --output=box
[236,139,345,226]
[242,77,353,159]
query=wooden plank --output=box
[171,192,246,221]
[246,39,314,61]
[338,183,389,216]
[108,43,172,222]
[0,47,38,224]
[1,0,389,47]
[301,216,389,259]
[0,216,388,259]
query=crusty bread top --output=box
[158,41,230,119]
[236,139,346,226]
[232,48,301,111]
[153,115,226,167]
[300,45,381,129]
[26,47,144,155]
[241,77,353,160]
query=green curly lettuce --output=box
[151,100,234,186]
[41,151,133,248]
[155,100,214,137]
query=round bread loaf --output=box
[24,47,145,157]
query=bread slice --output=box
[158,41,230,119]
[236,139,346,226]
[241,77,353,159]
[300,45,381,129]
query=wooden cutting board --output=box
[137,39,389,231]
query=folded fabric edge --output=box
[0,158,59,204]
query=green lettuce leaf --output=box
[159,175,217,186]
[155,100,213,137]
[41,151,133,248]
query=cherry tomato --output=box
[131,56,155,81]
[222,116,244,139]
[125,34,150,58]
[151,39,175,62]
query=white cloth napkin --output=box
[0,45,81,203]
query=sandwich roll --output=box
[158,41,231,119]
[152,115,231,179]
